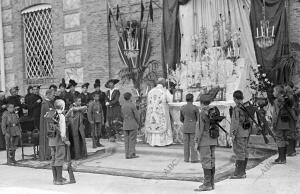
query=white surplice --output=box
[144,84,173,146]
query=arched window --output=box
[22,4,53,79]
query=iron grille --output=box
[22,7,53,79]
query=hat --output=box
[67,79,77,89]
[59,78,67,88]
[82,82,90,88]
[157,78,166,86]
[94,79,100,88]
[105,79,119,88]
[14,86,19,91]
[49,84,57,90]
[123,92,132,101]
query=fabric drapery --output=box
[250,0,289,80]
[162,0,181,77]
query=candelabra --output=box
[255,0,275,48]
[123,39,139,59]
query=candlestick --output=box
[266,28,268,37]
[272,26,274,37]
[261,26,263,37]
[145,86,148,95]
[137,39,139,49]
[256,27,259,38]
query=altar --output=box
[169,100,234,147]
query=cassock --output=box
[39,98,54,161]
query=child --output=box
[121,92,140,159]
[180,93,199,163]
[48,99,70,185]
[2,103,21,164]
[230,90,250,179]
[66,97,88,160]
[194,94,217,191]
[88,93,104,148]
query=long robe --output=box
[0,98,7,150]
[39,99,54,161]
[25,93,42,129]
[67,106,87,160]
[145,84,173,146]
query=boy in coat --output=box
[194,94,217,191]
[88,93,104,148]
[2,103,21,164]
[121,92,140,159]
[230,90,250,179]
[180,93,199,163]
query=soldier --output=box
[88,93,104,148]
[48,99,71,185]
[180,93,199,163]
[272,85,297,164]
[1,103,21,164]
[121,92,140,159]
[230,90,250,179]
[194,94,217,191]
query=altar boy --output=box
[180,93,199,163]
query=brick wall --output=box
[1,0,299,95]
[289,0,300,88]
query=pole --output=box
[106,1,112,79]
[0,5,6,91]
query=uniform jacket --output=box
[121,101,140,131]
[49,110,66,146]
[195,106,218,147]
[272,99,297,131]
[88,101,104,124]
[180,103,199,133]
[106,89,121,108]
[1,111,21,136]
[230,104,250,138]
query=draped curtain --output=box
[179,0,256,65]
[249,0,289,82]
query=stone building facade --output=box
[0,0,162,94]
[0,0,299,95]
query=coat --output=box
[39,99,54,161]
[1,111,21,137]
[195,106,218,147]
[79,92,92,106]
[180,103,199,134]
[230,104,250,138]
[65,91,80,110]
[106,89,122,122]
[272,99,297,131]
[91,90,107,123]
[66,105,87,159]
[25,93,42,129]
[87,101,104,124]
[121,101,140,131]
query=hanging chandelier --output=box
[255,0,275,48]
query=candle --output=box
[272,26,274,37]
[145,86,148,95]
[136,89,139,96]
[166,64,169,75]
[266,28,268,37]
[137,39,139,49]
[261,26,263,37]
[256,27,259,38]
[124,41,127,50]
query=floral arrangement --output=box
[248,64,273,95]
[191,26,208,58]
[167,61,186,89]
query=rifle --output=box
[210,116,229,135]
[238,102,270,144]
[66,143,76,183]
[256,108,276,142]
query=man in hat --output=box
[25,85,42,130]
[194,94,217,191]
[7,86,26,118]
[65,80,80,110]
[0,90,7,150]
[92,79,107,138]
[79,83,92,137]
[144,78,173,146]
[105,79,122,142]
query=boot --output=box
[52,166,57,184]
[11,150,17,163]
[287,140,297,157]
[243,158,248,176]
[194,169,213,191]
[55,166,68,185]
[6,150,13,165]
[96,137,104,147]
[230,160,246,179]
[273,147,286,164]
[92,138,97,148]
[211,167,215,189]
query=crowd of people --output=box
[0,78,125,163]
